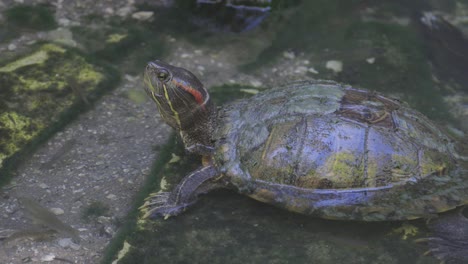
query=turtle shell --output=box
[213,80,468,221]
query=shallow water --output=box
[2,0,467,263]
[114,1,468,263]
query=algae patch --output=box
[0,43,114,185]
[112,240,132,264]
[0,50,49,73]
[391,222,419,240]
[106,33,128,43]
[0,112,43,165]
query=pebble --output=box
[97,216,112,224]
[294,66,308,74]
[124,74,137,82]
[250,80,263,87]
[58,238,80,250]
[58,18,71,27]
[7,44,16,51]
[104,7,114,15]
[366,57,376,64]
[104,225,115,236]
[283,51,295,59]
[131,11,154,21]
[325,60,343,73]
[117,6,134,17]
[106,194,117,200]
[39,183,49,189]
[50,208,65,215]
[41,254,55,261]
[308,67,319,74]
[47,28,77,47]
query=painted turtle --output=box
[142,60,468,262]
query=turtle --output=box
[142,60,468,263]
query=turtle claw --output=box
[145,204,188,220]
[142,192,171,207]
[140,192,189,219]
[417,237,466,264]
[417,207,468,264]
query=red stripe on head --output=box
[173,79,206,110]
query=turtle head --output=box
[144,60,215,155]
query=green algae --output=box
[106,33,128,44]
[0,112,42,165]
[0,43,119,187]
[320,151,365,188]
[0,50,50,72]
[125,89,148,105]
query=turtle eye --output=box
[157,69,170,82]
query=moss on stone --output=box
[0,50,49,73]
[0,112,42,165]
[0,43,118,186]
[106,33,128,44]
[77,66,104,85]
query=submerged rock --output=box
[0,43,114,182]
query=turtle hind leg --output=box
[141,165,223,219]
[416,206,468,264]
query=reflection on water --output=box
[193,0,271,32]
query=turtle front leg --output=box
[416,206,468,263]
[141,165,223,219]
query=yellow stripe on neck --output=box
[162,83,182,129]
